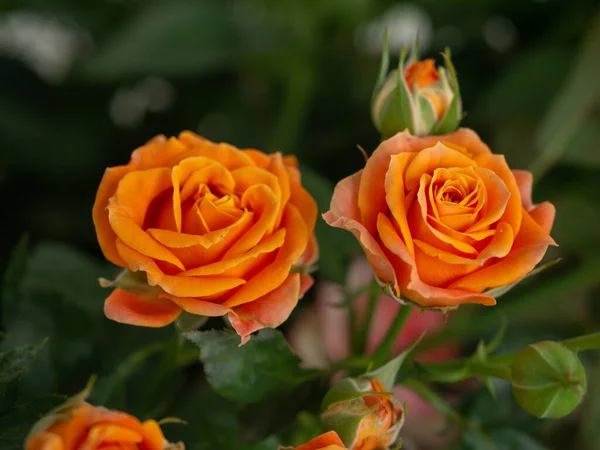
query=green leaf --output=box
[183,329,319,404]
[0,340,46,385]
[76,0,239,80]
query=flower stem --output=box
[355,281,380,354]
[372,304,413,368]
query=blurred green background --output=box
[1,0,600,449]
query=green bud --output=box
[321,377,404,449]
[511,341,587,418]
[371,36,462,139]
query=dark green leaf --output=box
[0,340,46,385]
[183,329,319,403]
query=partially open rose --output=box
[25,403,179,450]
[93,131,317,342]
[323,129,556,308]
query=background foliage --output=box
[1,0,599,449]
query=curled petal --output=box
[104,288,181,327]
[229,273,301,344]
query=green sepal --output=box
[431,48,462,135]
[99,269,161,298]
[365,330,425,391]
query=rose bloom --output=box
[25,403,179,450]
[283,431,347,450]
[323,129,556,308]
[289,258,458,449]
[93,132,317,342]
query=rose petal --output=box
[513,169,534,211]
[159,293,231,316]
[229,273,301,344]
[223,184,280,258]
[104,288,181,327]
[404,143,476,192]
[140,420,167,450]
[377,213,495,307]
[474,153,522,236]
[529,201,555,234]
[108,168,185,270]
[180,228,285,277]
[224,204,308,308]
[177,132,257,169]
[295,431,346,450]
[93,165,130,267]
[449,208,556,292]
[386,152,417,256]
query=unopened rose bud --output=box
[511,341,587,418]
[371,40,462,138]
[321,377,404,450]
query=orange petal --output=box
[128,135,182,170]
[86,424,142,446]
[289,183,318,237]
[159,293,231,316]
[104,288,181,327]
[438,128,492,158]
[25,433,64,450]
[223,184,280,258]
[231,166,281,200]
[140,420,167,450]
[158,274,246,298]
[93,165,130,267]
[325,171,397,285]
[412,179,478,255]
[180,228,286,277]
[385,152,416,256]
[358,132,409,234]
[377,213,495,307]
[175,137,257,170]
[224,204,308,308]
[404,143,476,192]
[473,153,522,236]
[108,167,184,270]
[466,167,510,232]
[229,273,301,344]
[242,149,270,168]
[449,209,556,292]
[171,157,235,232]
[513,169,534,211]
[267,153,292,228]
[413,243,479,287]
[529,201,555,234]
[295,431,346,450]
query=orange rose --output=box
[323,128,556,308]
[404,59,446,119]
[284,431,347,450]
[25,403,178,450]
[93,131,317,342]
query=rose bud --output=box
[320,377,404,450]
[279,431,348,450]
[371,40,462,138]
[25,382,182,450]
[511,341,587,418]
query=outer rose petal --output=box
[449,208,557,292]
[513,169,534,211]
[93,165,131,267]
[104,288,181,327]
[229,273,301,344]
[324,171,397,285]
[295,431,347,450]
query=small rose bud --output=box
[321,377,404,450]
[511,341,587,418]
[371,39,462,139]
